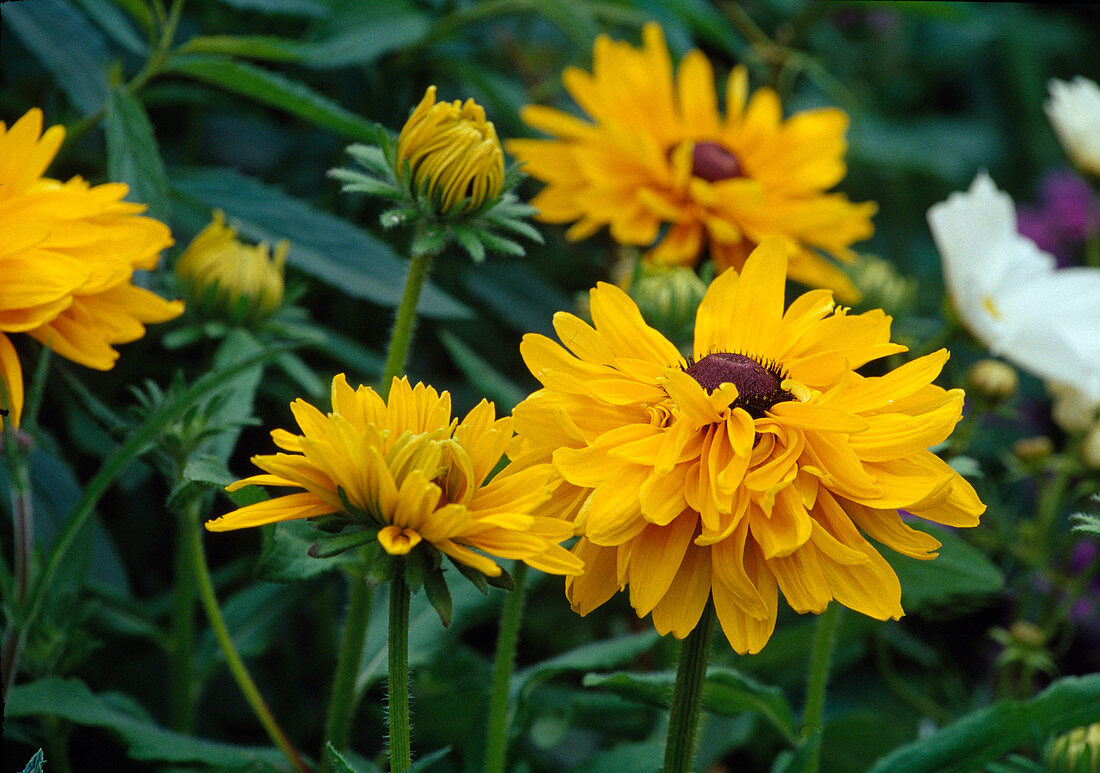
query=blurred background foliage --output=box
[4,1,1100,771]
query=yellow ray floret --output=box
[509,237,983,654]
[0,108,183,429]
[507,22,875,301]
[208,375,583,579]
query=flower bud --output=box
[629,264,707,346]
[1013,436,1053,464]
[851,254,914,313]
[1045,723,1100,773]
[1046,77,1100,178]
[968,359,1018,404]
[175,211,287,325]
[397,86,505,216]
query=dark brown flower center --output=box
[685,352,793,419]
[691,141,743,182]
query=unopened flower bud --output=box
[1013,436,1053,463]
[968,359,1018,404]
[852,254,914,313]
[176,211,287,325]
[397,86,505,216]
[629,264,706,345]
[1045,723,1100,773]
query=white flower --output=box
[927,172,1100,429]
[1046,77,1100,177]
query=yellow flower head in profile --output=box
[507,22,876,302]
[510,238,984,654]
[397,86,505,216]
[175,210,288,324]
[0,108,184,430]
[207,375,583,580]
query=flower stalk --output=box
[319,571,373,773]
[388,568,412,773]
[484,562,529,773]
[379,223,440,397]
[186,503,311,773]
[168,504,198,732]
[662,603,715,773]
[802,602,842,773]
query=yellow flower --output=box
[509,238,984,653]
[176,210,287,324]
[0,108,184,429]
[397,86,505,216]
[507,22,876,302]
[207,375,583,580]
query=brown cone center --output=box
[691,141,743,182]
[685,352,793,418]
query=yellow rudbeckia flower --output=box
[510,238,984,654]
[507,22,876,302]
[207,375,583,580]
[0,108,184,429]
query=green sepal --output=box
[366,548,396,585]
[486,564,514,591]
[411,224,450,256]
[448,555,489,594]
[451,226,486,263]
[344,142,394,178]
[379,206,420,230]
[308,527,378,558]
[475,230,525,257]
[403,546,429,592]
[423,567,453,628]
[336,486,383,526]
[325,743,360,773]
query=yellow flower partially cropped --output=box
[0,108,184,430]
[207,375,583,580]
[509,238,984,654]
[176,210,287,324]
[508,22,876,302]
[397,86,505,216]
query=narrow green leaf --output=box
[868,674,1100,773]
[72,0,148,54]
[256,520,351,582]
[513,631,661,701]
[20,750,45,773]
[305,13,430,68]
[438,330,527,411]
[883,524,1004,614]
[214,0,328,16]
[583,666,796,740]
[162,55,378,140]
[4,0,110,115]
[105,87,171,225]
[171,167,469,318]
[424,568,453,628]
[463,261,572,337]
[6,678,288,768]
[178,34,312,63]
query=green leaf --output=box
[573,738,663,773]
[423,568,453,628]
[1070,512,1100,537]
[4,0,110,114]
[195,583,307,676]
[304,12,430,68]
[6,678,288,768]
[513,631,661,700]
[105,88,171,226]
[182,455,234,489]
[463,261,572,337]
[256,520,353,582]
[308,528,378,559]
[883,524,1004,614]
[178,34,312,63]
[162,56,378,141]
[171,167,469,318]
[214,0,328,16]
[867,674,1100,773]
[326,744,359,773]
[438,330,527,411]
[72,0,148,54]
[583,666,796,740]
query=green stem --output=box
[484,562,529,773]
[379,225,439,399]
[1,419,32,702]
[319,571,373,773]
[388,571,412,773]
[186,508,312,773]
[802,603,842,773]
[662,603,715,773]
[168,502,198,732]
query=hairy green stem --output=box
[388,571,412,773]
[484,562,529,773]
[1,412,32,701]
[802,603,842,772]
[662,603,715,773]
[168,502,198,732]
[319,572,373,773]
[379,226,439,398]
[187,508,312,773]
